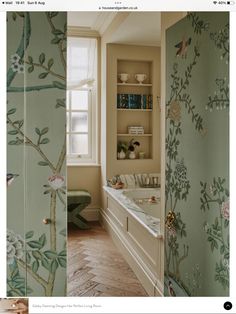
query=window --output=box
[67,37,98,164]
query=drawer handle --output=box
[43,218,51,225]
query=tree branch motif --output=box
[165,13,229,296]
[166,46,204,132]
[175,245,189,279]
[205,78,229,112]
[200,178,229,289]
[7,106,67,295]
[165,44,204,295]
[187,12,210,35]
[56,134,66,173]
[7,12,67,296]
[7,13,31,88]
[210,23,229,62]
[45,12,66,73]
[8,12,66,93]
[7,82,66,93]
[24,59,65,81]
[165,47,201,211]
[18,259,48,290]
[7,110,56,172]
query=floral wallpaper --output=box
[165,12,229,296]
[7,12,67,296]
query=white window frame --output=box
[67,36,98,165]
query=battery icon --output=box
[227,0,235,4]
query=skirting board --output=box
[80,207,100,221]
[99,210,163,296]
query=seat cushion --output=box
[67,190,91,206]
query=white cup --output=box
[118,73,129,83]
[135,74,147,84]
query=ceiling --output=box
[67,12,117,35]
[68,12,161,46]
[109,12,161,46]
[68,12,100,28]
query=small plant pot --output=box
[118,149,126,159]
[139,151,145,159]
[129,151,136,159]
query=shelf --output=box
[117,83,152,87]
[117,134,152,137]
[115,55,156,163]
[117,108,152,112]
[117,158,153,161]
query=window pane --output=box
[67,134,70,154]
[71,134,88,155]
[71,112,88,132]
[67,37,97,87]
[71,90,88,110]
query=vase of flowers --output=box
[128,139,140,159]
[117,141,128,159]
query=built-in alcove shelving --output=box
[117,59,153,160]
[106,43,161,177]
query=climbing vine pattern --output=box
[200,178,229,289]
[165,44,203,296]
[165,12,229,296]
[205,79,229,112]
[7,12,67,296]
[187,12,210,34]
[210,23,229,63]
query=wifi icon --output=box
[213,0,217,3]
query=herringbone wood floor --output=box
[67,222,148,296]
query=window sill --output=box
[67,163,101,167]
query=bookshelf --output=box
[117,59,153,159]
[106,44,160,177]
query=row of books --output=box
[117,94,153,109]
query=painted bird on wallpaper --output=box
[175,37,192,58]
[7,173,19,187]
[168,281,176,297]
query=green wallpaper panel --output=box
[7,12,67,296]
[165,12,229,296]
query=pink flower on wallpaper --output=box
[48,174,65,190]
[221,199,229,221]
[167,226,177,237]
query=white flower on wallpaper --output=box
[48,174,65,190]
[7,12,67,297]
[10,53,21,64]
[165,12,229,296]
[10,53,24,73]
[7,229,24,265]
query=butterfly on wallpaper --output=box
[7,173,19,187]
[175,37,192,58]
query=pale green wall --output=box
[7,12,67,296]
[165,12,229,296]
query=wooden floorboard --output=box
[67,222,148,296]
